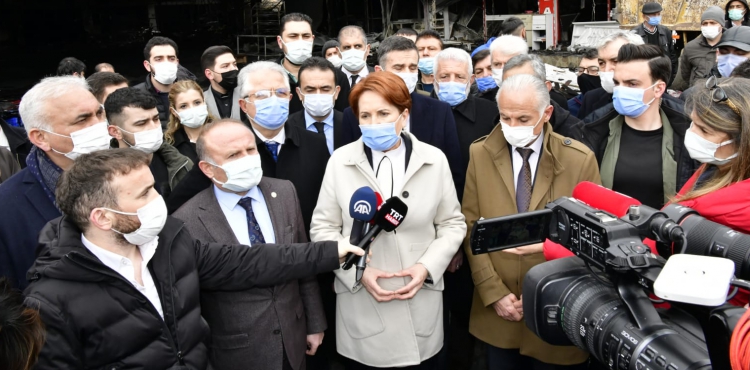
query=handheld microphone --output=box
[347,187,378,245]
[342,197,409,271]
[572,181,641,217]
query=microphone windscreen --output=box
[373,197,408,232]
[572,181,641,218]
[349,186,378,222]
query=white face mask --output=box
[500,113,544,148]
[301,92,335,117]
[327,55,343,68]
[341,49,367,72]
[105,196,168,246]
[600,71,615,93]
[701,26,721,40]
[42,121,111,160]
[151,62,178,85]
[684,124,737,165]
[394,72,419,93]
[492,68,504,86]
[177,105,209,129]
[282,39,313,65]
[119,127,164,154]
[210,154,263,193]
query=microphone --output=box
[572,181,641,217]
[342,197,409,271]
[348,187,378,245]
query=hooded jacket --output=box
[24,215,340,370]
[572,94,700,194]
[726,0,750,28]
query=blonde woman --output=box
[165,80,215,163]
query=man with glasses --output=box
[568,48,601,117]
[575,44,698,209]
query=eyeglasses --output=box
[575,66,600,75]
[243,88,291,101]
[705,75,741,115]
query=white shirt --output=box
[371,138,407,198]
[342,65,370,87]
[0,127,9,151]
[511,129,544,191]
[254,127,286,156]
[81,235,164,318]
[213,185,276,246]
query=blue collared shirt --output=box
[213,185,276,246]
[304,109,334,154]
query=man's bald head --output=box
[196,119,256,164]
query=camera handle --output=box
[617,279,665,330]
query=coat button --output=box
[402,191,409,198]
[563,139,572,145]
[273,329,281,335]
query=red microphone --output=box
[545,182,642,260]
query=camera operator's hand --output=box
[361,267,396,302]
[493,294,523,321]
[503,243,544,255]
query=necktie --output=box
[264,141,279,162]
[516,148,534,213]
[313,121,326,135]
[375,156,393,198]
[351,75,359,86]
[237,197,266,244]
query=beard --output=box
[112,213,141,246]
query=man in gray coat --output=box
[201,46,242,119]
[679,6,724,87]
[174,118,326,370]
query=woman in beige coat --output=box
[310,72,466,369]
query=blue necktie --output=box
[264,141,279,162]
[237,197,266,244]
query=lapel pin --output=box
[271,192,277,198]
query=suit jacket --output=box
[452,96,499,173]
[0,168,61,289]
[0,118,32,169]
[286,62,352,115]
[340,91,465,201]
[166,122,329,236]
[462,122,600,365]
[173,177,325,370]
[0,147,20,183]
[204,86,242,120]
[310,132,466,367]
[287,110,344,151]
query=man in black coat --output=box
[133,36,182,129]
[24,148,363,369]
[0,117,32,169]
[632,2,678,85]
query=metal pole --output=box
[482,0,487,42]
[606,0,611,21]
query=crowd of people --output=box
[1,2,750,370]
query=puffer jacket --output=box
[24,216,339,370]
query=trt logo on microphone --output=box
[353,200,372,215]
[385,209,404,226]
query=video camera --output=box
[470,188,750,370]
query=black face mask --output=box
[577,73,602,95]
[216,69,239,91]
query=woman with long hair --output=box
[165,80,215,163]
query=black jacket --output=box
[287,109,344,151]
[171,127,198,164]
[726,0,750,28]
[572,95,699,193]
[166,123,329,235]
[134,75,171,129]
[578,87,613,121]
[24,216,339,370]
[633,23,678,84]
[0,118,32,168]
[451,96,498,172]
[549,99,583,139]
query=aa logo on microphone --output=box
[353,200,372,215]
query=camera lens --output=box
[680,215,750,280]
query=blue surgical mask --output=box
[718,53,748,77]
[647,15,661,26]
[437,81,469,106]
[612,83,657,118]
[361,114,402,151]
[729,8,745,21]
[418,57,435,75]
[476,76,498,92]
[248,96,289,130]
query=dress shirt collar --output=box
[342,65,369,80]
[254,127,286,145]
[81,234,159,269]
[213,183,264,210]
[303,108,334,129]
[510,128,544,154]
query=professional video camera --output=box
[469,183,750,370]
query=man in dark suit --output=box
[166,61,329,237]
[174,119,325,370]
[0,117,32,169]
[276,13,351,114]
[289,57,344,154]
[0,76,111,289]
[340,36,465,197]
[338,25,375,89]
